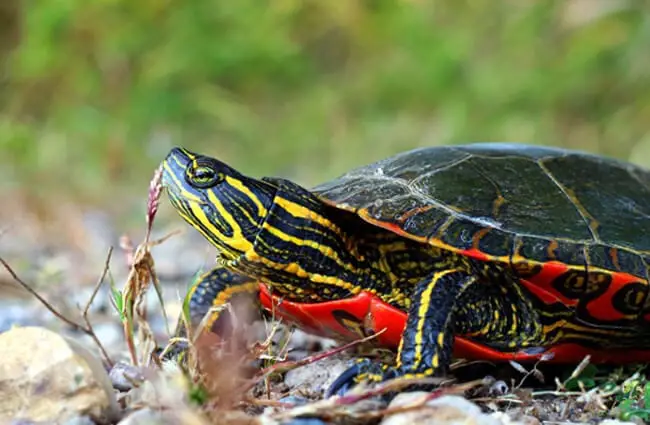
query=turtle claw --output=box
[325,359,396,397]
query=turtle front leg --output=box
[327,269,478,396]
[166,266,259,358]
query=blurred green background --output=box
[2,0,650,224]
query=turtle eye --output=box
[187,165,224,188]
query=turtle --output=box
[160,143,650,395]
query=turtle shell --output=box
[312,143,650,331]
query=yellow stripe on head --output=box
[204,190,255,253]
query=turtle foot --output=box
[326,358,397,397]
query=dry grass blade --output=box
[119,236,154,365]
[567,355,592,383]
[118,165,181,365]
[146,164,163,244]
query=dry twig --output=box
[0,247,115,366]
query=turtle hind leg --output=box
[326,269,549,397]
[455,279,548,353]
[326,270,478,396]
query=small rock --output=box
[109,361,146,391]
[488,379,509,396]
[0,326,119,424]
[381,393,503,425]
[284,355,351,397]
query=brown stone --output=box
[0,326,119,423]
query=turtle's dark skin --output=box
[161,143,650,395]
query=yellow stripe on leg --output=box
[412,269,460,370]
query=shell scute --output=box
[399,204,451,239]
[475,228,513,257]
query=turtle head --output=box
[161,147,276,259]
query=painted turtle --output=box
[161,143,650,395]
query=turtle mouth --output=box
[160,148,205,225]
[161,147,195,195]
